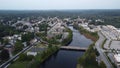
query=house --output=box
[27,52,37,56]
[114,54,120,67]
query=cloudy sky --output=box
[0,0,120,10]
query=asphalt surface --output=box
[0,43,37,68]
[95,31,113,68]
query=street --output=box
[95,31,113,68]
[0,43,37,68]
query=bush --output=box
[0,49,10,60]
[18,54,27,61]
[27,55,34,61]
[62,27,73,45]
[99,61,106,68]
[78,44,99,68]
[18,54,34,61]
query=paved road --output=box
[0,43,37,68]
[95,31,113,68]
[104,39,111,49]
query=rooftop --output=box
[114,54,120,63]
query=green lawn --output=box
[8,61,29,68]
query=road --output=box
[0,43,37,68]
[95,31,113,68]
[60,46,87,51]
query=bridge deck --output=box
[60,46,87,51]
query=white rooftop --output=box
[27,52,37,56]
[114,54,120,62]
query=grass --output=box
[75,25,101,68]
[27,45,59,68]
[78,44,100,68]
[105,52,117,68]
[108,40,112,48]
[8,61,29,68]
[101,39,107,50]
[62,27,73,46]
[78,26,99,42]
[8,45,59,68]
[76,64,83,68]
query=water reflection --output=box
[40,26,92,68]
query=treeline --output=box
[0,24,21,40]
[73,24,99,42]
[1,10,120,27]
[27,45,59,68]
[8,45,59,68]
[79,26,99,42]
[61,27,73,45]
[78,44,106,68]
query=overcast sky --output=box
[0,0,120,10]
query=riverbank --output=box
[8,45,59,68]
[73,24,99,42]
[73,25,107,68]
[62,27,73,46]
[77,43,100,68]
[78,26,99,42]
[8,26,73,68]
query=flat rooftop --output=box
[114,54,120,63]
[110,41,120,50]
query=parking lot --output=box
[110,41,120,50]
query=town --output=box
[0,11,120,68]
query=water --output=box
[40,26,93,68]
[40,50,84,68]
[68,26,92,47]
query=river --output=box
[40,26,93,68]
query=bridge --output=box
[60,46,87,51]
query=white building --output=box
[27,52,37,56]
[114,54,120,67]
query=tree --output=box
[3,39,9,45]
[18,54,34,61]
[95,48,100,56]
[21,32,34,42]
[18,53,27,61]
[23,25,28,29]
[99,61,106,68]
[0,49,10,60]
[39,23,48,31]
[14,41,24,53]
[27,55,34,61]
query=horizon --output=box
[0,0,120,10]
[0,9,120,11]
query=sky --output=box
[0,0,120,10]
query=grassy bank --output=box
[78,43,106,68]
[74,24,106,68]
[78,26,99,42]
[28,45,59,68]
[73,24,99,42]
[101,39,107,50]
[62,27,73,46]
[8,45,59,68]
[78,43,100,68]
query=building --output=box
[27,52,37,56]
[114,54,120,67]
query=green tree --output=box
[18,54,27,61]
[3,39,9,45]
[95,48,100,56]
[18,54,34,61]
[39,23,48,31]
[21,32,34,42]
[23,25,28,29]
[0,49,10,60]
[14,41,24,53]
[99,61,106,68]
